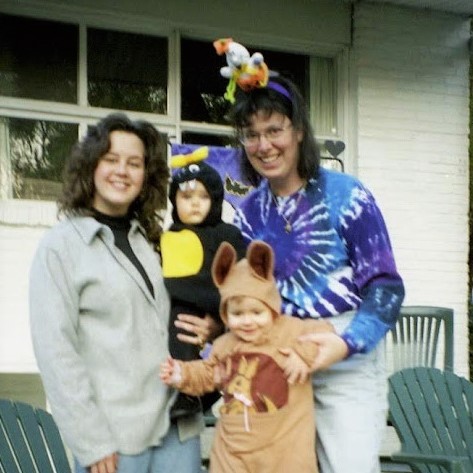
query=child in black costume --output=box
[161,160,246,418]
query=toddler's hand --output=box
[278,348,310,384]
[159,356,182,387]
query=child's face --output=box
[175,180,211,225]
[226,296,273,343]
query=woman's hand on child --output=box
[298,332,349,371]
[159,357,182,387]
[175,313,223,347]
[279,348,311,384]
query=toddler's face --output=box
[175,180,211,225]
[226,296,273,343]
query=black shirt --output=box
[93,210,154,298]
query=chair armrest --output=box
[391,451,469,473]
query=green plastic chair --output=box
[387,306,454,373]
[388,367,473,473]
[383,307,454,473]
[0,399,71,473]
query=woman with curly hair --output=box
[29,113,203,473]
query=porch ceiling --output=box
[348,0,473,15]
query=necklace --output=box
[271,184,305,233]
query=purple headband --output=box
[266,81,292,101]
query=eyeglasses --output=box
[238,123,293,148]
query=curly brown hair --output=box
[57,112,169,244]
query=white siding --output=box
[353,2,471,376]
[0,214,53,373]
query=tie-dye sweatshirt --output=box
[233,167,405,356]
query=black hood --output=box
[169,162,224,226]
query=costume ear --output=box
[246,240,274,280]
[212,241,237,287]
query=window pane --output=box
[181,132,237,147]
[88,28,168,114]
[181,39,232,124]
[181,38,309,125]
[311,57,337,136]
[0,14,78,102]
[256,49,309,100]
[0,117,77,200]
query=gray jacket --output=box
[29,216,182,466]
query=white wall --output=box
[0,205,53,407]
[0,202,58,373]
[353,3,471,376]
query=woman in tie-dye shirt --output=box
[229,75,405,473]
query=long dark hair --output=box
[229,75,320,186]
[58,112,169,243]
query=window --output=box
[181,38,230,124]
[180,38,337,141]
[182,132,236,147]
[311,57,337,136]
[88,28,168,114]
[0,13,341,205]
[0,13,78,103]
[1,117,78,200]
[181,38,309,125]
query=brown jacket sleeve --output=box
[178,333,233,395]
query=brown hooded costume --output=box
[175,240,334,472]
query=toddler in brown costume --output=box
[160,240,334,472]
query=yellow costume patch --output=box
[161,229,204,277]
